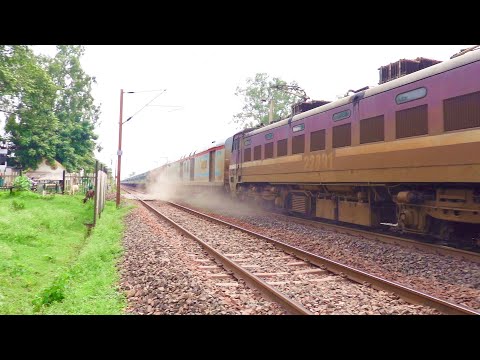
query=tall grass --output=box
[0,191,132,314]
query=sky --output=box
[30,45,474,179]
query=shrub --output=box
[13,176,32,192]
[32,272,70,312]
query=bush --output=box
[13,176,32,192]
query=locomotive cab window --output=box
[233,138,240,150]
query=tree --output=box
[233,73,307,129]
[44,45,100,173]
[1,45,60,169]
[1,46,100,172]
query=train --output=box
[123,48,480,244]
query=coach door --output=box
[235,134,243,180]
[209,150,215,182]
[228,134,242,192]
[190,158,195,181]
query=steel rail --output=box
[124,191,312,315]
[166,200,480,315]
[275,214,480,264]
[123,184,479,263]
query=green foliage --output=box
[10,199,25,211]
[0,193,131,314]
[1,45,59,169]
[44,46,100,172]
[32,272,69,312]
[12,176,31,192]
[233,73,305,129]
[0,45,100,173]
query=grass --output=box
[0,190,133,314]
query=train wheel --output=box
[438,221,455,242]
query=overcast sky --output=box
[31,45,473,179]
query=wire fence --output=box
[1,163,112,228]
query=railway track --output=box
[279,215,480,264]
[122,187,479,315]
[122,185,480,264]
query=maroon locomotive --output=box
[125,48,480,243]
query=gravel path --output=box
[150,201,439,314]
[176,195,480,311]
[119,203,286,315]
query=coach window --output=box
[333,109,351,122]
[244,139,251,147]
[395,87,427,104]
[265,133,273,140]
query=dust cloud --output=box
[181,191,267,218]
[143,173,266,217]
[144,177,180,201]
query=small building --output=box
[25,159,66,182]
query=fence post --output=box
[62,170,66,195]
[93,160,99,227]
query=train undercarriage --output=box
[234,182,480,246]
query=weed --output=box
[11,200,25,211]
[32,272,70,312]
[43,254,55,263]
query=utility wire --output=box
[127,89,166,94]
[123,89,166,124]
[148,105,183,107]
